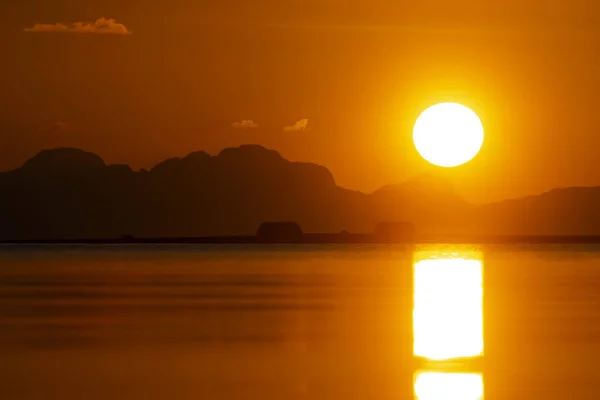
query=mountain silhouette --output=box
[0,145,599,240]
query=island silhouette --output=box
[1,145,600,243]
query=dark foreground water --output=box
[1,244,600,399]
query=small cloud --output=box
[40,121,69,132]
[25,18,130,35]
[231,120,259,129]
[284,119,309,132]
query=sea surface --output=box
[1,244,600,399]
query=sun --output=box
[413,103,484,168]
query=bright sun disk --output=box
[413,103,484,168]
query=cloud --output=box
[39,121,69,132]
[231,120,259,129]
[283,119,309,132]
[25,18,130,35]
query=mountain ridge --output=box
[1,145,599,239]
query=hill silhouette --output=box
[0,145,599,240]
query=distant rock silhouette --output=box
[256,222,304,242]
[1,145,600,239]
[373,222,416,243]
[121,234,135,242]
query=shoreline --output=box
[2,234,600,245]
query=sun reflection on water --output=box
[413,251,484,361]
[414,371,484,400]
[412,249,484,399]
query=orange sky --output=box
[1,0,600,203]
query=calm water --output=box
[1,244,600,399]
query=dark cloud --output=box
[25,18,130,35]
[40,121,69,132]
